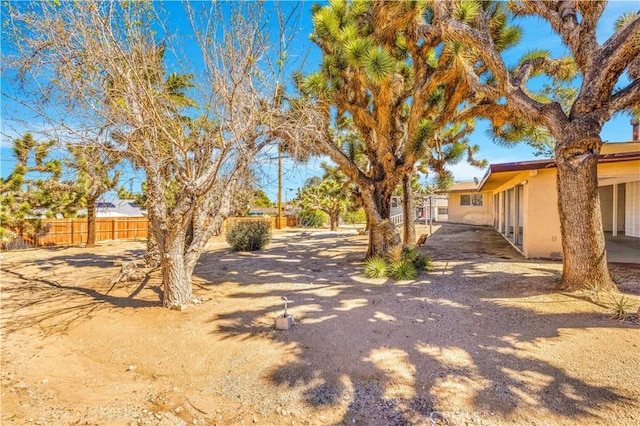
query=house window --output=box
[460,194,483,207]
[438,207,448,215]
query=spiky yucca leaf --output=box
[402,246,419,263]
[614,12,636,31]
[313,7,340,41]
[608,295,632,321]
[363,46,394,83]
[443,142,466,164]
[344,37,373,68]
[413,255,433,271]
[394,33,408,57]
[329,0,348,19]
[322,54,346,80]
[409,118,435,156]
[495,24,522,52]
[389,260,417,280]
[434,172,454,191]
[426,48,438,68]
[454,0,481,23]
[364,256,389,278]
[350,0,370,17]
[386,245,405,263]
[339,23,359,43]
[301,72,329,97]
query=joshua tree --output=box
[66,143,121,247]
[434,1,640,291]
[297,163,352,231]
[0,134,79,245]
[295,1,517,257]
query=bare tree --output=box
[433,1,639,291]
[4,1,302,308]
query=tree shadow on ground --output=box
[1,248,159,336]
[198,224,639,425]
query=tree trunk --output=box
[145,217,161,268]
[161,228,193,309]
[329,210,339,231]
[555,138,616,292]
[85,196,97,248]
[402,175,416,245]
[363,186,401,258]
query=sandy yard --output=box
[1,222,639,425]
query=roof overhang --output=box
[478,151,640,192]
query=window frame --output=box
[460,193,483,207]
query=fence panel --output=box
[7,215,291,250]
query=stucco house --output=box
[446,141,640,259]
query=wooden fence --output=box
[8,215,299,249]
[17,217,149,247]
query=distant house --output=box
[440,181,491,226]
[247,206,299,217]
[77,198,146,218]
[390,194,449,222]
[446,141,640,259]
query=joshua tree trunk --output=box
[329,210,339,231]
[555,135,615,292]
[402,175,416,245]
[85,196,97,248]
[362,186,401,258]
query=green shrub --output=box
[413,254,433,272]
[363,245,431,281]
[298,209,327,228]
[364,256,389,278]
[225,221,271,251]
[402,246,419,263]
[389,260,417,280]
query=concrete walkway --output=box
[605,232,640,264]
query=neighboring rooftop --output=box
[78,199,146,218]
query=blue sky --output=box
[2,1,638,203]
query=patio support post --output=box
[613,183,618,237]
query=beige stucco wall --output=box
[522,169,563,258]
[490,159,639,258]
[447,191,493,225]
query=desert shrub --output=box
[225,221,271,251]
[402,246,419,263]
[609,295,633,321]
[298,209,326,228]
[364,256,389,278]
[364,244,432,281]
[389,260,417,280]
[386,245,405,263]
[413,254,433,271]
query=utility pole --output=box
[429,194,433,235]
[277,144,284,229]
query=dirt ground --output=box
[1,223,639,426]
